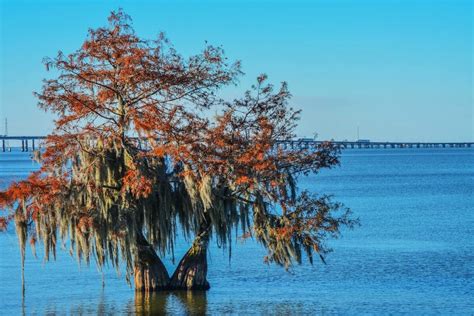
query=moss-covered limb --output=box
[134,231,170,292]
[252,192,358,269]
[169,222,211,291]
[14,212,27,296]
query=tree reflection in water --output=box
[134,291,207,315]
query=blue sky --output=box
[0,0,472,141]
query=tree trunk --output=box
[134,231,170,292]
[170,222,210,290]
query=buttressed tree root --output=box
[135,226,212,292]
[170,224,211,290]
[134,231,170,291]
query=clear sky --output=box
[0,0,472,141]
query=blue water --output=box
[0,148,473,315]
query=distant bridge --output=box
[0,136,472,152]
[275,140,473,150]
[0,136,45,152]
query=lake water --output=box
[0,148,473,315]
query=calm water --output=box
[0,148,473,315]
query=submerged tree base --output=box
[134,261,170,292]
[170,230,210,291]
[134,232,170,292]
[134,230,211,292]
